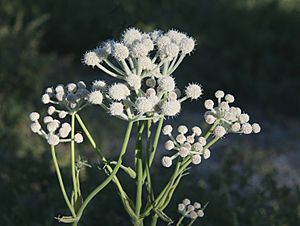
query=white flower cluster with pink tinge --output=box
[204,90,261,136]
[161,124,210,168]
[177,198,205,219]
[81,28,201,122]
[29,112,83,146]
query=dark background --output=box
[0,0,300,225]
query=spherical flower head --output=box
[59,111,68,119]
[30,122,41,133]
[82,51,100,67]
[112,43,129,61]
[183,198,191,206]
[109,83,130,101]
[139,57,153,70]
[179,146,189,157]
[231,122,241,132]
[75,133,84,143]
[151,30,163,42]
[142,38,154,51]
[198,137,207,146]
[180,37,195,54]
[62,122,71,131]
[186,135,195,144]
[43,116,53,124]
[192,154,201,165]
[193,142,203,152]
[176,134,186,144]
[205,114,216,124]
[178,203,186,212]
[252,123,261,133]
[187,205,195,212]
[185,83,202,100]
[197,209,204,217]
[109,102,124,116]
[192,126,202,136]
[214,125,226,138]
[146,88,156,97]
[48,106,56,115]
[242,123,252,134]
[146,78,156,88]
[45,87,54,95]
[131,42,149,58]
[162,124,173,135]
[215,90,225,99]
[41,94,50,104]
[193,202,201,209]
[156,35,171,50]
[47,120,60,132]
[168,91,178,101]
[164,43,179,59]
[239,113,250,124]
[94,47,108,62]
[126,74,141,90]
[220,101,230,111]
[122,28,142,46]
[164,140,175,150]
[92,80,106,91]
[203,149,211,159]
[178,125,188,134]
[47,134,60,146]
[135,97,153,114]
[89,91,103,105]
[55,92,64,101]
[162,156,172,168]
[59,126,70,138]
[161,100,181,116]
[204,99,214,110]
[225,94,235,103]
[29,112,40,121]
[166,30,187,44]
[158,76,176,92]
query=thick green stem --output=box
[150,214,158,226]
[51,145,76,217]
[76,121,134,219]
[176,215,185,226]
[71,113,78,203]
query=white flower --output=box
[239,113,250,124]
[242,123,252,134]
[197,209,204,217]
[109,102,124,116]
[186,135,195,144]
[150,30,163,42]
[215,90,225,99]
[43,116,53,124]
[58,111,68,119]
[126,74,141,90]
[41,94,50,104]
[103,40,114,55]
[141,38,154,51]
[30,122,41,133]
[59,126,70,138]
[164,43,179,59]
[176,134,186,144]
[62,122,71,132]
[178,203,186,212]
[122,28,142,46]
[139,57,153,70]
[82,51,100,67]
[225,94,235,103]
[47,120,60,132]
[29,112,40,121]
[55,85,64,93]
[75,133,84,143]
[198,137,207,146]
[185,84,202,99]
[94,47,108,61]
[192,154,201,165]
[56,92,64,101]
[183,198,191,205]
[131,42,149,58]
[47,134,60,146]
[48,106,56,115]
[109,83,130,101]
[180,37,195,54]
[162,125,173,135]
[192,126,202,136]
[166,30,186,44]
[112,43,129,61]
[178,125,188,134]
[135,97,153,113]
[158,76,176,92]
[77,81,86,89]
[252,123,261,133]
[45,87,54,95]
[189,211,198,219]
[164,140,175,150]
[193,142,203,152]
[187,205,195,211]
[204,99,214,109]
[162,156,172,167]
[179,147,189,157]
[193,202,201,209]
[168,91,177,101]
[89,91,103,105]
[231,122,241,132]
[161,100,181,116]
[92,80,106,91]
[205,114,216,124]
[146,78,156,87]
[214,126,226,138]
[203,149,211,159]
[156,35,171,50]
[66,83,77,92]
[220,101,230,111]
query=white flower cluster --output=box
[161,124,210,167]
[204,90,261,136]
[29,112,83,146]
[177,198,205,219]
[82,28,196,79]
[41,81,104,113]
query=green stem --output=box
[51,145,76,217]
[186,219,196,226]
[176,216,185,226]
[204,119,221,139]
[71,113,78,203]
[76,121,134,219]
[150,214,158,226]
[145,120,154,201]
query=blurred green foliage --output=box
[0,0,299,225]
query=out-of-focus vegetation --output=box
[0,0,299,225]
